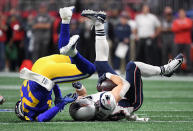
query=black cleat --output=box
[81,9,106,23]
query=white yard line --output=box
[1,109,193,113]
[145,95,193,99]
[141,76,193,82]
[137,114,193,117]
[0,85,19,90]
[149,120,193,123]
[0,72,19,77]
[138,110,193,112]
[0,120,193,125]
[1,109,191,113]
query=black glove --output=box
[97,73,107,86]
[56,93,78,111]
[72,81,82,89]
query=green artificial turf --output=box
[0,76,193,131]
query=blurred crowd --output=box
[0,0,193,74]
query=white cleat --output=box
[59,6,74,24]
[161,53,184,77]
[126,114,150,122]
[81,9,106,23]
[60,35,79,57]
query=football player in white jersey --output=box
[68,10,183,121]
[70,72,130,121]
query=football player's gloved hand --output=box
[54,97,62,106]
[72,81,82,90]
[97,73,107,85]
[56,93,78,111]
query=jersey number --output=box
[20,80,39,113]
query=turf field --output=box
[0,74,193,131]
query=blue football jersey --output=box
[20,80,52,121]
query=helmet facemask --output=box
[15,100,25,120]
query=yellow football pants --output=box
[31,54,89,83]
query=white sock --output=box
[95,22,109,61]
[62,20,70,24]
[134,62,161,77]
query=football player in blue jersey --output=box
[15,7,96,122]
[68,10,184,121]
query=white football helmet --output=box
[95,92,116,120]
[69,98,96,121]
[69,92,116,121]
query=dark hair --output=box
[69,102,81,120]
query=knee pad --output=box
[126,61,136,71]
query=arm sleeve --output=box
[53,84,62,99]
[37,106,61,122]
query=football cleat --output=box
[60,35,79,57]
[59,6,74,23]
[81,9,106,24]
[126,114,150,122]
[161,53,184,77]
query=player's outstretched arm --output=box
[37,93,77,122]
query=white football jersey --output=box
[84,92,102,103]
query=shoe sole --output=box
[81,10,106,22]
[164,53,184,77]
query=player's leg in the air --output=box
[57,7,96,79]
[134,53,183,77]
[23,7,96,86]
[16,6,96,122]
[121,53,184,112]
[57,7,95,81]
[81,10,116,77]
